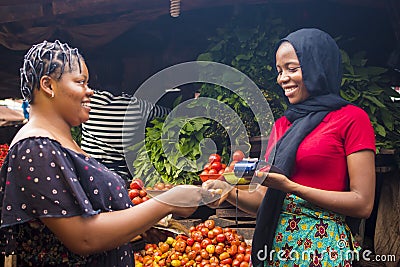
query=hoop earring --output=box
[51,91,54,98]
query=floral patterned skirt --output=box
[265,193,360,267]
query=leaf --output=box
[197,53,213,61]
[362,94,386,108]
[375,123,386,137]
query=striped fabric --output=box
[81,90,170,181]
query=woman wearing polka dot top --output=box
[0,40,204,266]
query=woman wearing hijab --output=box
[202,28,376,266]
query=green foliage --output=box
[340,50,400,154]
[196,13,288,161]
[71,126,82,146]
[131,116,213,186]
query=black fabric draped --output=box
[251,28,351,267]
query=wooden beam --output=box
[0,4,44,24]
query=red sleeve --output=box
[341,105,376,155]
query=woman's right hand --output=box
[201,179,234,208]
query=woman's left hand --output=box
[256,171,293,192]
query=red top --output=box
[265,105,376,191]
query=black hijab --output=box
[251,28,350,267]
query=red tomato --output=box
[130,178,144,189]
[201,238,212,248]
[232,259,241,267]
[212,226,223,236]
[243,253,251,263]
[215,244,224,255]
[187,237,195,246]
[204,219,215,230]
[232,150,245,162]
[139,189,147,198]
[129,189,140,199]
[203,163,211,170]
[132,196,143,205]
[208,169,217,174]
[210,162,222,171]
[216,234,226,243]
[208,154,221,163]
[174,240,187,253]
[201,170,209,175]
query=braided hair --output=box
[20,40,84,103]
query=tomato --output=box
[203,163,211,170]
[187,251,197,260]
[201,238,212,249]
[228,244,238,256]
[139,189,147,198]
[186,237,195,246]
[208,169,217,174]
[174,240,187,253]
[232,150,245,162]
[142,196,150,202]
[212,226,223,236]
[201,170,209,175]
[216,234,226,243]
[232,259,241,267]
[237,245,246,254]
[204,219,215,230]
[206,244,215,254]
[235,253,245,263]
[130,178,144,190]
[215,244,224,255]
[243,253,251,263]
[129,189,139,199]
[200,249,210,260]
[208,154,221,163]
[132,196,143,205]
[159,242,170,253]
[192,242,202,253]
[207,230,215,239]
[240,261,249,267]
[209,256,219,264]
[219,252,230,261]
[210,162,222,171]
[154,182,166,190]
[200,227,209,237]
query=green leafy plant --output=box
[196,14,288,161]
[131,116,213,186]
[340,50,400,154]
[71,126,82,145]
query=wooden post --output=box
[4,255,17,267]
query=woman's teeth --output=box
[284,87,297,94]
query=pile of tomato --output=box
[0,143,9,169]
[134,219,251,267]
[128,178,150,205]
[200,150,245,176]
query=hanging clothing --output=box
[81,90,170,181]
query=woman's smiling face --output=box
[276,42,310,104]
